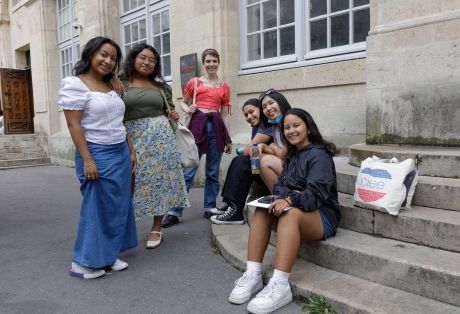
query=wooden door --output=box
[0,68,34,134]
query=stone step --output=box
[0,157,51,168]
[0,134,37,141]
[0,151,47,160]
[335,157,460,212]
[349,144,460,178]
[299,229,460,307]
[0,146,43,154]
[338,193,460,253]
[0,140,40,149]
[212,224,460,314]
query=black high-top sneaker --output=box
[210,202,229,215]
[210,202,245,225]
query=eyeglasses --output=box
[137,55,157,64]
[258,88,276,101]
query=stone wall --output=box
[366,0,460,146]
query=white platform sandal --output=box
[146,231,163,249]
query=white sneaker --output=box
[69,262,105,279]
[247,279,292,314]
[229,271,263,304]
[110,258,128,271]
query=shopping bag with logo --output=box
[353,156,418,215]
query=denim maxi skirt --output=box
[73,141,138,268]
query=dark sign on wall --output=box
[179,53,198,92]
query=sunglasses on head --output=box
[258,88,276,101]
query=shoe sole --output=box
[247,295,292,314]
[69,269,105,279]
[210,218,245,225]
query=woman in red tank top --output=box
[161,48,233,228]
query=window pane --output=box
[161,11,169,32]
[152,13,161,35]
[263,30,277,58]
[247,0,259,4]
[124,25,131,43]
[310,0,326,18]
[153,36,161,51]
[138,0,145,5]
[310,19,327,50]
[123,0,129,12]
[247,33,261,61]
[353,0,369,7]
[163,33,170,54]
[132,22,139,41]
[263,0,277,29]
[280,0,294,25]
[125,45,131,56]
[163,55,171,77]
[280,26,295,55]
[353,8,369,43]
[139,19,146,39]
[129,0,136,10]
[331,13,349,47]
[247,5,260,32]
[331,0,349,12]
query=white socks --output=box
[246,262,290,286]
[272,269,290,285]
[246,261,262,275]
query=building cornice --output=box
[370,9,460,35]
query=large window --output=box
[241,0,370,71]
[120,0,171,80]
[57,0,80,78]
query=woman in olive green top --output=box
[122,43,189,249]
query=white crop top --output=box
[58,76,126,145]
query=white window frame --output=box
[120,0,171,81]
[57,0,80,79]
[121,16,148,56]
[239,0,369,73]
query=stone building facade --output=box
[0,0,458,168]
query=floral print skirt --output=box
[125,115,189,218]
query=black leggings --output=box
[221,155,269,211]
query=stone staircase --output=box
[212,145,460,313]
[0,134,51,169]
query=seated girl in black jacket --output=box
[228,108,341,314]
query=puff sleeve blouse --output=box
[183,77,230,111]
[57,76,127,145]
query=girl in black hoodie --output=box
[228,108,340,314]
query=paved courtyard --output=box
[0,165,302,314]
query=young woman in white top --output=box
[58,36,138,279]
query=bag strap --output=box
[159,85,180,131]
[159,85,171,112]
[192,77,198,105]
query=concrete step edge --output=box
[0,163,53,171]
[212,224,460,314]
[348,144,460,178]
[0,158,51,167]
[299,228,460,306]
[338,193,460,252]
